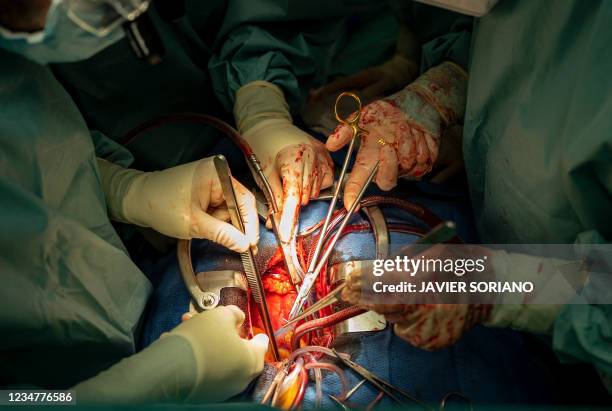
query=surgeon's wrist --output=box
[407,61,468,125]
[96,158,147,224]
[484,304,562,335]
[234,81,293,133]
[73,335,196,404]
[385,91,441,137]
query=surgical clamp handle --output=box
[213,155,281,361]
[307,92,366,274]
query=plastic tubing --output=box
[304,361,349,402]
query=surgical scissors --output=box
[246,153,303,285]
[288,160,380,320]
[307,92,367,277]
[280,220,457,334]
[288,92,369,320]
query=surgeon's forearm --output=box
[73,335,196,404]
[483,251,587,335]
[96,158,143,223]
[484,304,563,335]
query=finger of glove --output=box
[232,177,259,249]
[413,128,431,164]
[194,210,250,252]
[398,133,417,170]
[317,146,335,190]
[321,158,334,189]
[181,312,195,322]
[310,159,323,199]
[277,150,302,243]
[344,141,378,210]
[326,124,354,152]
[412,161,433,178]
[263,169,283,215]
[423,132,440,163]
[375,143,398,191]
[221,305,247,329]
[246,333,269,376]
[300,147,315,205]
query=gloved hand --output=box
[342,244,579,350]
[74,306,269,403]
[377,304,492,350]
[326,61,468,209]
[234,81,334,242]
[97,157,258,252]
[310,26,420,103]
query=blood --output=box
[249,247,299,358]
[249,240,335,361]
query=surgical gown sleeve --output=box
[553,231,612,392]
[0,51,151,389]
[387,0,473,71]
[463,0,612,392]
[208,0,397,112]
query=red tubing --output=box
[119,112,254,157]
[291,305,367,351]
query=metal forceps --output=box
[331,349,432,410]
[287,92,368,320]
[214,155,281,361]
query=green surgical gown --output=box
[52,0,398,170]
[0,51,152,388]
[463,0,612,381]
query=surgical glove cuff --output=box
[485,304,562,335]
[97,158,205,239]
[234,80,292,133]
[97,158,145,224]
[484,250,564,335]
[168,307,266,402]
[382,62,468,139]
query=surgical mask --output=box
[0,0,150,64]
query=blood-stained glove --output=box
[326,62,468,209]
[234,81,334,242]
[97,157,259,252]
[74,306,269,403]
[378,304,492,350]
[342,245,580,350]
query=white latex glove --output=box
[74,306,268,403]
[97,157,258,253]
[234,81,334,242]
[326,62,468,209]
